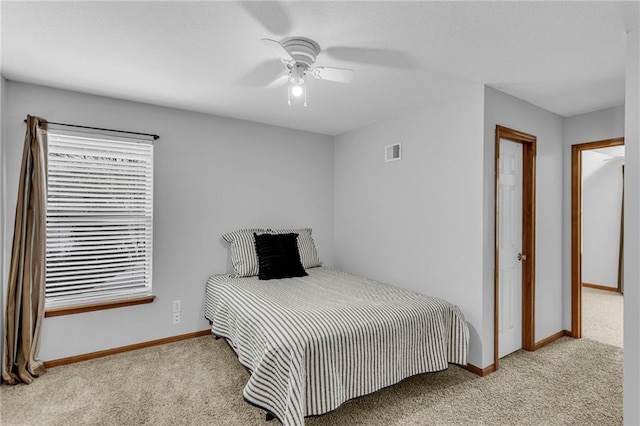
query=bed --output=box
[205,266,469,426]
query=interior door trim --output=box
[570,137,624,338]
[494,125,537,370]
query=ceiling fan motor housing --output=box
[282,37,320,68]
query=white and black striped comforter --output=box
[205,267,469,426]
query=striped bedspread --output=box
[205,267,469,426]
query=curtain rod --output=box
[23,119,159,141]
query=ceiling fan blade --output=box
[261,38,293,63]
[266,74,290,89]
[239,1,292,36]
[311,67,354,83]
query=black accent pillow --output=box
[254,233,308,280]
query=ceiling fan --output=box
[261,37,355,106]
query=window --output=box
[45,129,153,309]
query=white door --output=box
[498,139,523,358]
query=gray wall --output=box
[3,74,639,413]
[623,26,640,426]
[333,86,487,367]
[562,105,625,329]
[563,106,625,143]
[483,86,564,367]
[2,81,335,361]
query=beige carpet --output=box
[0,336,621,426]
[582,287,623,348]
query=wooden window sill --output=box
[45,295,156,318]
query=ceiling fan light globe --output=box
[291,85,304,97]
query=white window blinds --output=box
[45,130,153,308]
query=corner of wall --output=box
[481,85,495,368]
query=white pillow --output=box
[222,228,266,277]
[269,228,322,269]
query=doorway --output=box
[494,125,536,369]
[570,138,624,340]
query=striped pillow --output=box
[269,228,322,269]
[222,228,266,277]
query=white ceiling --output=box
[1,1,638,136]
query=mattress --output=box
[205,267,469,426]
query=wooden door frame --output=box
[570,137,624,338]
[494,125,537,369]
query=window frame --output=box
[44,128,155,315]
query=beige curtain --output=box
[2,115,48,384]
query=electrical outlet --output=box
[172,312,181,324]
[172,300,181,313]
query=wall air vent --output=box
[385,143,401,162]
